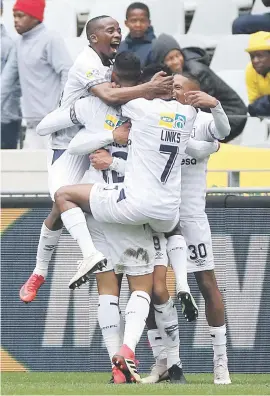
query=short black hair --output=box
[114,51,141,81]
[86,15,110,39]
[179,72,201,89]
[126,2,150,19]
[141,63,172,83]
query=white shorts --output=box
[86,214,155,277]
[47,149,90,200]
[90,183,179,233]
[180,218,214,273]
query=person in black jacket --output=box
[148,34,247,142]
[118,2,156,67]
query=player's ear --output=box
[90,34,98,44]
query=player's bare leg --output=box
[20,203,63,303]
[54,184,107,289]
[112,273,153,383]
[166,226,198,322]
[195,270,231,385]
[96,271,126,384]
[144,265,186,384]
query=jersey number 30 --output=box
[159,144,179,183]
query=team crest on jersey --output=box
[86,69,100,80]
[159,113,186,129]
[104,114,123,130]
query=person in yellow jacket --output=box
[245,31,270,116]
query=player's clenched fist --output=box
[90,149,113,170]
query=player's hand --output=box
[89,149,113,170]
[147,71,174,99]
[113,121,130,145]
[184,91,219,108]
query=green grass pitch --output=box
[1,372,270,395]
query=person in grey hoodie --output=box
[1,1,21,149]
[118,2,156,67]
[1,0,72,149]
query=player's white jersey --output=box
[72,96,128,184]
[50,46,112,149]
[121,98,197,221]
[180,111,216,219]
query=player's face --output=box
[125,9,150,39]
[164,49,184,73]
[95,18,122,59]
[173,74,197,104]
[249,50,270,75]
[14,10,39,34]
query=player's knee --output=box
[54,186,70,205]
[152,279,169,304]
[197,272,221,302]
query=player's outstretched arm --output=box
[184,91,230,140]
[185,138,220,160]
[68,122,130,155]
[91,72,173,106]
[37,107,74,136]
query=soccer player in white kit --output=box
[53,94,197,282]
[19,16,174,303]
[143,73,231,385]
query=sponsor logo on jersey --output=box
[86,69,100,80]
[181,158,197,166]
[159,113,186,129]
[104,114,118,130]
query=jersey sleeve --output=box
[74,97,97,125]
[74,61,110,91]
[245,62,260,104]
[121,98,148,120]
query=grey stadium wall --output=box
[1,195,270,373]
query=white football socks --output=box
[167,235,190,295]
[98,295,123,364]
[61,207,97,258]
[123,290,150,353]
[147,329,167,361]
[34,222,62,278]
[154,297,181,369]
[209,324,227,360]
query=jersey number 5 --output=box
[159,144,179,183]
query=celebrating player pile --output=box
[19,14,231,386]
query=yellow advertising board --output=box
[207,144,270,187]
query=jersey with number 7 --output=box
[121,98,197,221]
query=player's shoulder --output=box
[195,109,213,124]
[73,46,102,69]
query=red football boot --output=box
[20,274,45,303]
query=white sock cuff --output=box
[167,234,186,252]
[209,324,226,345]
[154,296,174,312]
[61,207,85,231]
[41,222,62,237]
[99,294,119,306]
[131,290,151,305]
[147,329,163,347]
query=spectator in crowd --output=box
[1,0,21,149]
[118,2,155,67]
[232,0,270,34]
[245,31,270,116]
[1,0,72,149]
[148,33,247,142]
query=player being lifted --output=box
[19,15,174,303]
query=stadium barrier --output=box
[1,193,270,373]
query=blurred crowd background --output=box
[1,0,270,150]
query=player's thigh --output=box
[47,149,90,201]
[90,184,148,225]
[180,218,214,273]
